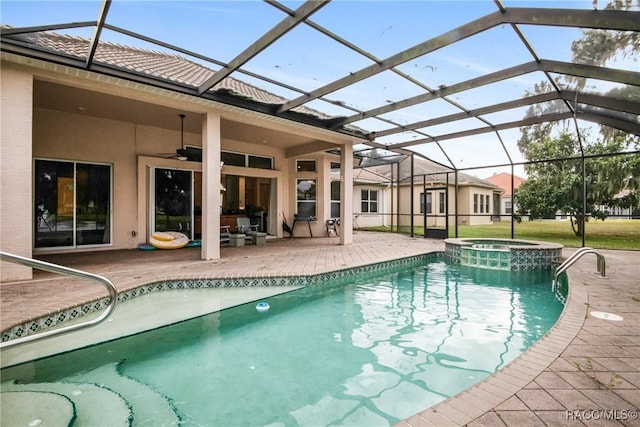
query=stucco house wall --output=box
[392,183,498,228]
[352,184,390,229]
[1,65,33,280]
[32,107,295,250]
[457,186,496,226]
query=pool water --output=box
[1,259,565,426]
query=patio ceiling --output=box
[1,0,638,171]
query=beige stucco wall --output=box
[393,184,454,228]
[32,107,294,251]
[34,108,139,251]
[352,184,390,228]
[390,183,497,227]
[1,65,34,280]
[457,186,495,225]
[286,152,361,237]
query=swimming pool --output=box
[1,258,565,426]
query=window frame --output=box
[420,192,432,214]
[296,159,317,173]
[330,180,341,218]
[296,178,317,219]
[221,150,273,170]
[34,158,113,250]
[361,189,378,214]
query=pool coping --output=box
[396,262,588,426]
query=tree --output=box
[514,1,639,235]
[515,131,636,236]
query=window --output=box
[420,192,432,214]
[296,160,316,172]
[330,162,340,173]
[35,159,111,248]
[505,200,512,214]
[473,194,479,213]
[221,151,245,167]
[296,179,316,218]
[248,155,273,170]
[485,195,490,214]
[221,151,273,169]
[361,189,378,213]
[330,180,341,218]
[439,192,445,214]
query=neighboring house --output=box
[484,172,526,221]
[364,157,503,228]
[1,29,362,281]
[595,189,638,219]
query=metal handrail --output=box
[553,247,606,290]
[0,251,118,349]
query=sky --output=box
[2,0,636,178]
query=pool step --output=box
[68,361,181,426]
[1,391,75,427]
[1,381,131,426]
[1,361,181,426]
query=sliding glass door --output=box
[153,168,194,238]
[34,159,111,248]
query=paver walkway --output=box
[1,232,638,426]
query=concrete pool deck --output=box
[1,231,638,426]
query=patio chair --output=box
[237,217,259,242]
[326,218,340,236]
[220,225,231,246]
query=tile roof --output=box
[365,157,502,190]
[484,172,526,196]
[6,28,337,120]
[353,168,390,185]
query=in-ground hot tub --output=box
[445,238,563,271]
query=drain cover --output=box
[590,311,623,321]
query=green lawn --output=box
[360,219,640,251]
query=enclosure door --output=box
[152,168,194,239]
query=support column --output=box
[201,112,222,260]
[340,142,353,245]
[1,67,33,281]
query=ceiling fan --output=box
[158,114,188,161]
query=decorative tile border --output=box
[445,238,563,271]
[2,252,441,344]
